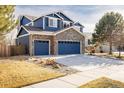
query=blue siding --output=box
[20,16,31,25]
[34,40,49,55]
[44,17,61,31]
[58,41,80,54]
[33,17,43,28]
[33,16,63,31]
[17,28,28,37]
[57,12,72,22]
[16,35,29,54]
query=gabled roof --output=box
[17,26,54,36]
[56,11,74,22]
[24,15,37,20]
[20,11,75,22]
[33,11,63,21]
[20,15,37,21]
[17,26,84,37]
[19,11,85,27]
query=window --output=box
[88,39,91,45]
[63,21,70,28]
[49,18,57,27]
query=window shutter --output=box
[46,17,49,26]
[58,20,60,28]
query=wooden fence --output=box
[0,43,26,57]
[0,43,11,57]
[10,45,26,56]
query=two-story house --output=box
[16,11,85,55]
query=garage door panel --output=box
[58,41,80,54]
[34,40,49,55]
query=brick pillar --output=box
[52,36,57,55]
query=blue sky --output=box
[15,5,124,33]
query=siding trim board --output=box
[43,17,45,30]
[55,13,64,20]
[17,26,29,37]
[17,34,29,38]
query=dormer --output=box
[56,12,74,29]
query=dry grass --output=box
[0,60,65,88]
[79,77,124,88]
[112,53,124,58]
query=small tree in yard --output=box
[113,23,124,58]
[0,5,17,42]
[92,12,124,55]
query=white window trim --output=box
[48,17,58,28]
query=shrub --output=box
[42,58,56,65]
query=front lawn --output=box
[92,53,124,59]
[112,53,124,58]
[0,60,65,88]
[79,77,124,88]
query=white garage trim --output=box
[32,39,50,55]
[57,40,82,55]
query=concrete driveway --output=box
[38,54,124,71]
[25,54,124,88]
[55,54,124,71]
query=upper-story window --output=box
[63,21,70,28]
[88,39,91,45]
[49,18,57,27]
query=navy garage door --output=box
[34,40,49,55]
[58,41,80,54]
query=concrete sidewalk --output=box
[23,64,124,88]
[23,72,98,88]
[23,67,110,88]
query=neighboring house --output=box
[83,32,92,47]
[84,32,117,53]
[95,42,117,53]
[16,11,85,56]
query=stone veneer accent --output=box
[29,28,85,55]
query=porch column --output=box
[29,35,33,56]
